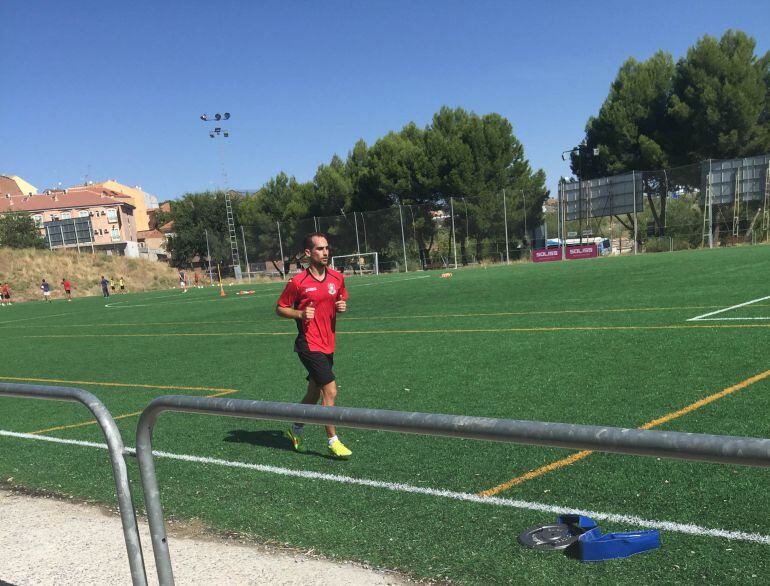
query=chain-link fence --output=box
[237,194,533,278]
[559,153,770,255]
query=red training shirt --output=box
[277,267,348,354]
[63,280,71,290]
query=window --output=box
[111,227,120,242]
[78,210,89,218]
[106,209,118,223]
[32,215,43,228]
[50,214,59,221]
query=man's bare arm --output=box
[276,305,314,320]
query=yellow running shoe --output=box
[285,429,302,452]
[328,439,352,459]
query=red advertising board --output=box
[533,248,562,263]
[565,243,598,260]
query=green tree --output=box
[668,30,770,164]
[0,212,46,249]
[239,172,312,274]
[575,51,675,179]
[163,191,239,267]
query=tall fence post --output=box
[276,221,286,280]
[399,205,408,272]
[240,226,251,283]
[0,383,147,586]
[632,170,638,255]
[450,197,458,269]
[502,189,510,265]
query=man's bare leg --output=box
[319,380,338,438]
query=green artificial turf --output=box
[1,245,770,584]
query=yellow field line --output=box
[28,389,238,435]
[0,375,239,435]
[477,367,770,497]
[0,305,738,329]
[0,375,237,394]
[13,322,770,339]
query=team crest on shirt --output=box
[328,283,336,295]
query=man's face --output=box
[307,236,330,266]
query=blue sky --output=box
[2,0,768,202]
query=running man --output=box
[1,282,10,306]
[61,278,72,301]
[179,269,187,293]
[276,232,351,458]
[100,275,110,297]
[41,279,51,302]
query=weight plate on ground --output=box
[518,524,579,550]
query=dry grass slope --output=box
[0,248,181,302]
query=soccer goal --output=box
[331,252,379,275]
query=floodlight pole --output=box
[200,112,241,281]
[502,189,510,264]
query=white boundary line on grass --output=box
[687,295,770,322]
[2,429,769,546]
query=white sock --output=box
[328,435,338,446]
[292,424,304,436]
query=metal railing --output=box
[0,382,147,586]
[136,395,770,586]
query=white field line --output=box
[351,275,431,287]
[1,429,768,546]
[688,295,770,322]
[0,312,74,326]
[105,292,278,309]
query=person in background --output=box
[41,279,51,302]
[1,282,11,306]
[61,278,72,301]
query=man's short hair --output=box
[303,232,328,253]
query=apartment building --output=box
[0,189,139,256]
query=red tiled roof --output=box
[137,229,165,240]
[66,186,132,199]
[0,191,134,214]
[0,176,25,197]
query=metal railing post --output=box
[136,395,770,585]
[0,382,147,586]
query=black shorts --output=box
[297,350,335,386]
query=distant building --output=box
[1,175,38,196]
[68,180,159,232]
[136,229,169,262]
[0,189,139,257]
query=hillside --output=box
[0,248,181,302]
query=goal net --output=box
[331,252,379,275]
